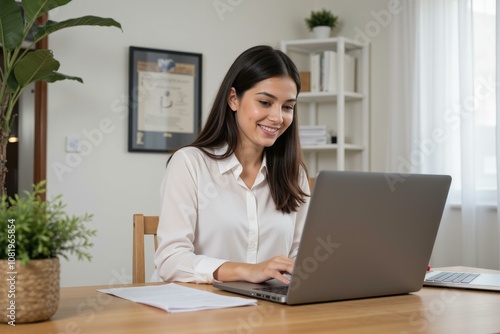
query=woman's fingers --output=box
[248,255,295,284]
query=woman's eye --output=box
[283,105,295,111]
[259,100,271,107]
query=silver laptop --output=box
[424,270,500,291]
[214,170,452,305]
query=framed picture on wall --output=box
[128,46,202,152]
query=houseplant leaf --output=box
[12,49,60,89]
[0,0,24,51]
[33,16,122,41]
[7,50,82,94]
[21,0,72,23]
[41,71,83,83]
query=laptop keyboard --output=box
[255,285,289,295]
[426,272,480,284]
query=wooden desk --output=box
[3,267,500,333]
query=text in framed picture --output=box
[128,46,202,152]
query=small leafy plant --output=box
[0,181,96,264]
[305,8,338,31]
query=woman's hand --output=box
[213,255,294,284]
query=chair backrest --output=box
[308,177,315,191]
[132,214,159,284]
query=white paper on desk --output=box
[97,283,257,313]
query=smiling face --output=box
[228,76,297,153]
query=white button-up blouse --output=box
[152,145,310,283]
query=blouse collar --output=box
[213,144,268,186]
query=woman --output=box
[152,45,310,285]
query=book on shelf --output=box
[309,53,321,92]
[308,51,356,93]
[299,71,311,92]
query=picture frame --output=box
[128,46,202,152]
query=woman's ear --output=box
[227,87,239,112]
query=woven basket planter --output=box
[0,258,60,324]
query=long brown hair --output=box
[174,45,308,213]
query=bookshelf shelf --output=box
[302,144,365,151]
[281,37,365,53]
[298,91,365,103]
[281,36,369,174]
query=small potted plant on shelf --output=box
[305,8,338,39]
[0,182,96,324]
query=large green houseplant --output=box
[0,0,120,324]
[0,0,121,196]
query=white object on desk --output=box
[98,283,257,313]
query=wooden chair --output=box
[308,177,315,192]
[132,214,159,284]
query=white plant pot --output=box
[313,26,332,39]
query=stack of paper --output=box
[98,283,257,313]
[299,125,329,146]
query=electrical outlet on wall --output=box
[66,136,82,153]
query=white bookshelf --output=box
[281,37,369,175]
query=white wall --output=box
[46,0,392,287]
